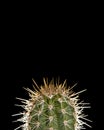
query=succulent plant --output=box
[13,78,92,130]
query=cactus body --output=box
[13,79,91,130]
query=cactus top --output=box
[13,79,92,130]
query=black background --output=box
[2,2,103,130]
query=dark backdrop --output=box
[2,3,102,129]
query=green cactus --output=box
[13,78,92,130]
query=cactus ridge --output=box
[13,79,92,130]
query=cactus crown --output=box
[13,78,92,130]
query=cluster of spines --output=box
[12,79,92,130]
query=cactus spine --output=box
[13,79,92,130]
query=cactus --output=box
[13,78,92,130]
